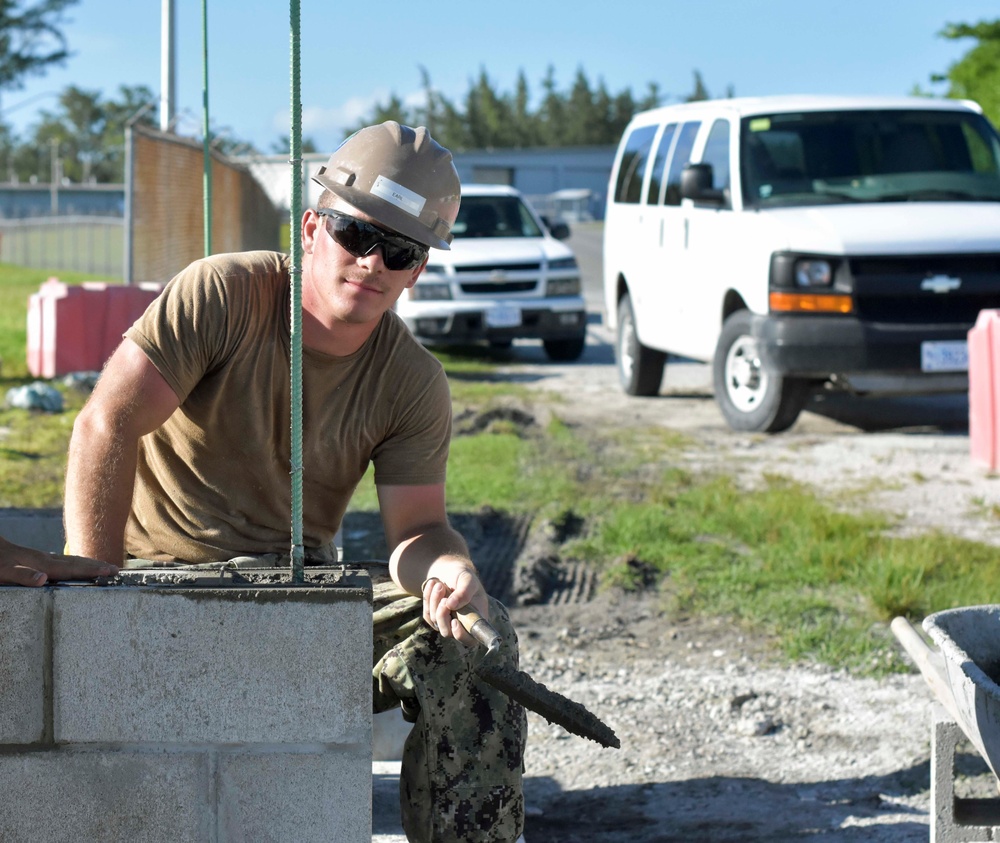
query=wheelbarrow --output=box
[892,607,1000,839]
[892,607,1000,782]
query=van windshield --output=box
[451,196,544,238]
[740,109,1000,208]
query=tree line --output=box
[1,0,998,186]
[353,66,710,152]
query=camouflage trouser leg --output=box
[372,580,527,843]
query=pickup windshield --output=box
[740,109,1000,208]
[452,195,544,238]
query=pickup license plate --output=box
[921,340,968,373]
[486,305,522,328]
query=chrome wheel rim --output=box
[725,334,768,413]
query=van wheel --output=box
[616,293,666,395]
[543,336,586,362]
[713,311,809,433]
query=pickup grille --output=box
[850,253,1000,324]
[454,262,541,273]
[460,281,537,294]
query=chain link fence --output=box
[0,216,124,278]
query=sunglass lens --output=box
[326,213,426,270]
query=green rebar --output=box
[201,0,212,256]
[288,0,304,583]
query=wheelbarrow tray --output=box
[922,605,1000,780]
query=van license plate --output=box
[921,340,968,372]
[486,305,522,328]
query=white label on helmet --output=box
[371,175,426,217]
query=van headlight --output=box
[547,277,581,296]
[408,282,453,301]
[794,259,832,287]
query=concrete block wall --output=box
[0,573,374,842]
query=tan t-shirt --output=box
[123,250,452,563]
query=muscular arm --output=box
[380,482,487,646]
[64,338,180,564]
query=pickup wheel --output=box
[543,336,586,362]
[712,310,809,433]
[616,293,666,395]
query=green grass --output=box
[0,265,109,506]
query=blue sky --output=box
[2,0,998,154]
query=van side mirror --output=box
[681,163,725,205]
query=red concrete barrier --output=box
[969,309,1000,471]
[27,278,163,378]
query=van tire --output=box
[713,310,809,433]
[544,336,586,362]
[616,293,666,395]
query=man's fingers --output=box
[42,555,118,581]
[0,564,48,587]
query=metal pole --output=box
[288,0,304,583]
[160,0,176,132]
[201,0,212,256]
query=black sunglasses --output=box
[317,209,428,271]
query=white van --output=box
[397,184,588,361]
[603,95,1000,432]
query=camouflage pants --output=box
[373,579,527,843]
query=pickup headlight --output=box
[548,257,579,270]
[794,259,832,287]
[547,277,581,296]
[408,282,452,301]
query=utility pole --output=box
[160,0,176,132]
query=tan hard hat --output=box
[313,121,461,250]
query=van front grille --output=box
[850,253,1000,325]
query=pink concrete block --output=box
[27,279,163,378]
[969,309,1000,471]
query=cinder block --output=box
[0,748,211,842]
[0,588,47,744]
[53,583,372,744]
[931,704,1000,842]
[218,747,372,843]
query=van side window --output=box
[614,125,658,204]
[701,119,731,196]
[664,121,701,206]
[646,123,678,204]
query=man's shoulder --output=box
[377,311,444,375]
[190,250,288,281]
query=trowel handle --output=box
[456,606,503,652]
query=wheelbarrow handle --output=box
[891,616,963,726]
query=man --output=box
[64,122,526,843]
[0,535,117,585]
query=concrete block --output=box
[53,582,372,744]
[0,749,211,842]
[0,507,63,552]
[0,588,47,743]
[931,704,1000,842]
[218,747,372,843]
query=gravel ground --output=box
[502,323,1000,842]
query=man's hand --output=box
[0,536,119,586]
[420,563,489,647]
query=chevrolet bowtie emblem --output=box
[921,274,961,294]
[489,270,508,282]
